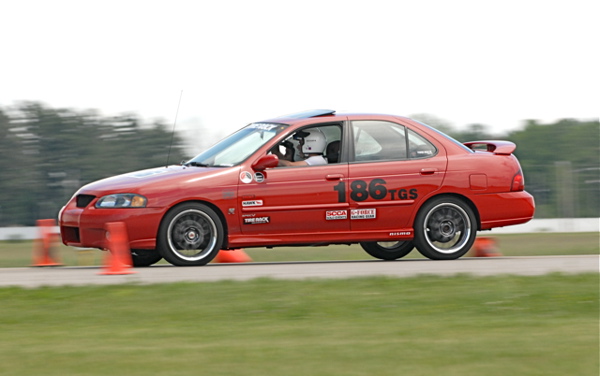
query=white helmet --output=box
[301,129,327,154]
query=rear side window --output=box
[352,121,437,161]
[407,129,437,159]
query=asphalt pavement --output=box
[0,255,598,288]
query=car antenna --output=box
[166,90,183,168]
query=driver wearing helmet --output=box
[277,128,328,167]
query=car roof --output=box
[280,109,336,119]
[260,109,337,123]
[261,109,415,124]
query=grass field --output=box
[1,234,598,375]
[0,274,597,375]
[1,232,599,268]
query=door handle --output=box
[326,174,344,180]
[420,168,437,175]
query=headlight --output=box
[95,194,147,208]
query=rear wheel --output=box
[360,241,414,260]
[131,249,162,267]
[157,203,224,266]
[414,197,476,260]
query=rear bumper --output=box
[472,191,535,230]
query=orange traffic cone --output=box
[473,236,502,257]
[99,222,136,275]
[32,219,62,266]
[215,249,252,263]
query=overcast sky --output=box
[1,0,598,151]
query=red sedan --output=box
[59,110,535,266]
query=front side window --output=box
[187,123,288,167]
[269,124,342,166]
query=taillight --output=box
[511,170,525,191]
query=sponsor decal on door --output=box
[350,208,376,219]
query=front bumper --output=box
[59,200,164,250]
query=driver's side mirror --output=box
[252,154,279,171]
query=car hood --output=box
[76,165,236,195]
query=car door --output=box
[237,123,350,236]
[347,119,447,233]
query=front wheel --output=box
[414,197,476,260]
[157,203,224,266]
[360,241,414,260]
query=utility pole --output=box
[555,161,575,218]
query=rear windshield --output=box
[414,120,474,153]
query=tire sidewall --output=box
[414,197,476,260]
[157,202,224,266]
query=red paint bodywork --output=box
[59,112,535,251]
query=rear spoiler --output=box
[463,140,516,155]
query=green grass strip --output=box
[0,274,598,375]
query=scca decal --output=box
[333,179,418,202]
[326,210,347,220]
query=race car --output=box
[59,109,535,266]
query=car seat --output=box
[326,141,340,163]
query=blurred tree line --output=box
[504,119,599,219]
[413,114,598,219]
[0,102,189,226]
[0,103,598,225]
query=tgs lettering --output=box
[333,180,418,203]
[389,188,418,200]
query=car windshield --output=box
[186,122,289,167]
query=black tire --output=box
[414,197,476,260]
[360,241,414,260]
[157,203,224,266]
[130,249,162,267]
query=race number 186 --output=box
[333,179,417,202]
